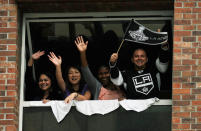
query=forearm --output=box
[156,47,169,73]
[109,62,124,86]
[55,65,66,92]
[80,51,88,67]
[73,91,91,101]
[28,58,34,67]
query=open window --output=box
[19,12,173,131]
[24,18,173,100]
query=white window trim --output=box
[19,11,173,131]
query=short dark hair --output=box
[132,48,147,58]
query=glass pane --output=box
[25,19,172,100]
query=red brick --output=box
[173,83,181,88]
[173,101,190,106]
[7,68,16,73]
[197,106,201,111]
[192,101,201,106]
[192,54,201,59]
[174,31,191,36]
[0,40,16,44]
[8,33,17,39]
[0,28,17,33]
[192,77,201,82]
[174,20,191,25]
[0,114,4,119]
[192,88,201,94]
[181,106,195,112]
[175,8,192,13]
[183,37,196,42]
[173,60,181,65]
[175,42,192,48]
[182,118,195,123]
[173,95,181,100]
[175,2,182,7]
[173,77,190,83]
[174,54,191,60]
[7,91,16,96]
[174,25,183,30]
[192,20,201,24]
[192,112,201,117]
[173,117,181,123]
[0,45,7,50]
[9,11,17,16]
[192,124,201,129]
[0,57,6,61]
[174,36,182,42]
[0,97,15,102]
[0,120,14,125]
[173,89,190,94]
[0,74,16,79]
[7,45,16,50]
[182,95,195,100]
[0,108,14,114]
[172,124,190,129]
[6,114,16,119]
[182,71,196,77]
[0,68,6,73]
[172,106,181,112]
[0,22,7,27]
[192,65,201,70]
[184,2,196,8]
[173,112,190,117]
[183,25,196,30]
[182,83,196,88]
[6,125,17,131]
[6,102,15,108]
[8,22,17,28]
[0,51,16,56]
[7,80,16,85]
[193,8,201,13]
[173,49,181,54]
[182,60,196,65]
[173,66,191,71]
[0,80,5,84]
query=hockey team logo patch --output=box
[132,73,154,95]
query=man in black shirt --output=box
[109,42,169,99]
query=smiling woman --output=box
[48,52,91,103]
[25,51,63,101]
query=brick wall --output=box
[173,0,201,130]
[0,0,18,131]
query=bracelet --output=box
[74,93,79,99]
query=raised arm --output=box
[109,53,124,86]
[74,36,102,98]
[28,50,45,67]
[74,36,88,67]
[48,52,66,92]
[156,41,169,73]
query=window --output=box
[19,12,173,131]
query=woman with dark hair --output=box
[48,52,91,103]
[25,51,62,102]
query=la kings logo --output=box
[132,73,154,95]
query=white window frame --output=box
[19,11,174,131]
